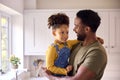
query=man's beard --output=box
[77,33,86,41]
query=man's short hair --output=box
[76,10,101,33]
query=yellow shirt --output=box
[46,40,79,75]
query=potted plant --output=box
[9,55,21,69]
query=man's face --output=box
[73,17,86,41]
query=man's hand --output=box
[41,67,54,80]
[41,67,60,80]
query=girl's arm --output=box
[67,40,80,48]
[46,45,68,75]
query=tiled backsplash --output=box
[24,55,46,77]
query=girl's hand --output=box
[66,65,73,73]
[97,37,104,44]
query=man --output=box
[43,9,107,80]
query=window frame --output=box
[0,11,12,74]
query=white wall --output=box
[11,15,24,68]
[24,0,37,9]
[24,0,120,9]
[0,0,24,14]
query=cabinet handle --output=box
[104,46,108,48]
[33,18,35,47]
[111,46,114,48]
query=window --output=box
[0,12,11,74]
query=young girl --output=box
[46,13,79,76]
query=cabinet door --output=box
[96,12,109,52]
[24,13,35,55]
[24,12,54,55]
[62,10,77,40]
[34,12,54,55]
[109,12,120,53]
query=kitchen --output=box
[0,0,120,80]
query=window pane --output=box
[1,17,7,27]
[1,17,9,72]
[2,28,8,50]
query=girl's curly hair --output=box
[48,13,69,29]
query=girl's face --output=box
[53,24,69,43]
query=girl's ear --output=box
[52,30,56,36]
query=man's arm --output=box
[43,65,95,80]
[71,66,95,80]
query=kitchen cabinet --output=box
[24,9,120,55]
[109,12,120,53]
[96,11,120,80]
[24,11,53,55]
[97,11,109,52]
[97,11,120,53]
